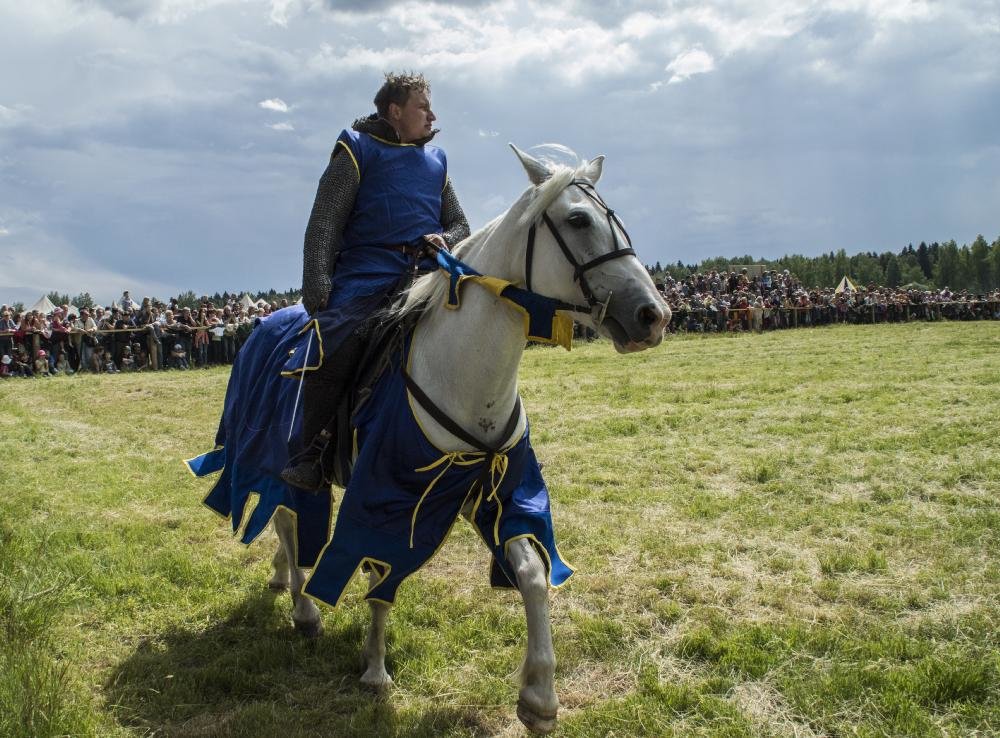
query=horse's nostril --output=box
[636,303,662,327]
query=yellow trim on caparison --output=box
[201,496,231,522]
[442,273,573,350]
[279,318,325,378]
[308,554,394,609]
[184,445,225,478]
[500,532,574,589]
[361,557,393,598]
[234,491,262,542]
[552,542,576,581]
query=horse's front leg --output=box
[508,538,559,734]
[360,570,393,694]
[272,508,323,637]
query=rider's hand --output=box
[423,233,448,253]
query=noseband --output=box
[524,179,637,322]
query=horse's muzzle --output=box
[605,300,670,353]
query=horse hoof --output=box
[516,698,558,734]
[293,618,323,639]
[360,671,393,697]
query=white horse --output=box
[266,145,668,733]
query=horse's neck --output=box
[407,225,529,452]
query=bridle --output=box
[401,178,641,462]
[524,179,637,324]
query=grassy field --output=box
[1,321,998,737]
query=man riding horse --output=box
[282,72,470,491]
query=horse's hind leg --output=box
[272,508,323,638]
[360,572,393,694]
[508,538,559,734]
[268,539,289,590]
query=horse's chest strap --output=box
[401,367,521,456]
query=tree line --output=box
[646,235,1000,293]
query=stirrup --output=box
[281,460,328,493]
[282,430,333,492]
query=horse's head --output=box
[510,145,670,353]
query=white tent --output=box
[65,304,80,318]
[834,276,859,294]
[30,295,57,314]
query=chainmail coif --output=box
[301,115,470,314]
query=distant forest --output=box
[646,235,1000,293]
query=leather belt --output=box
[377,242,427,256]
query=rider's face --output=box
[391,90,435,143]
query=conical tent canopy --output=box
[240,294,256,310]
[30,295,57,314]
[834,276,859,294]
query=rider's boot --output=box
[280,331,364,492]
[280,377,341,492]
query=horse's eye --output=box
[567,212,591,229]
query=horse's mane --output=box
[391,151,588,322]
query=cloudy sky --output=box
[1,0,998,306]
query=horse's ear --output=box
[509,144,551,186]
[583,155,605,184]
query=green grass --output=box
[1,321,998,736]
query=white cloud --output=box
[665,47,715,84]
[0,103,33,126]
[306,2,644,85]
[259,97,290,112]
[268,0,299,26]
[0,227,9,237]
[478,129,499,137]
[269,121,295,131]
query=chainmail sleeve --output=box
[301,149,360,313]
[440,179,470,249]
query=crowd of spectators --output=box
[657,268,1000,334]
[4,273,1000,378]
[0,291,292,378]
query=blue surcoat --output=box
[337,128,447,251]
[313,130,446,356]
